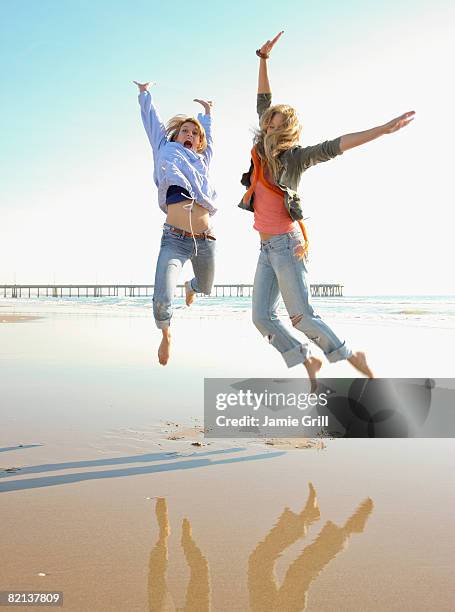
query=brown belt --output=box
[168,228,216,240]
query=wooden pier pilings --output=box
[0,283,343,299]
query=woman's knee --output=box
[292,312,322,343]
[290,314,303,327]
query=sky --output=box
[1,0,454,295]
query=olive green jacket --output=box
[239,93,343,221]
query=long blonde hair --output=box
[166,115,207,153]
[254,104,301,180]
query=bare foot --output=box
[348,351,374,378]
[304,356,323,392]
[185,281,196,307]
[158,333,171,365]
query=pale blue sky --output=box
[1,0,453,293]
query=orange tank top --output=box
[253,174,296,234]
[245,147,309,260]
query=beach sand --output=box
[0,314,42,323]
[1,304,454,610]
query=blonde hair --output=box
[166,115,207,153]
[254,104,301,180]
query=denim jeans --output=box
[252,230,351,367]
[153,223,216,329]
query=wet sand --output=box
[1,436,454,611]
[0,314,42,323]
[1,306,454,610]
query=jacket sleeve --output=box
[138,91,167,157]
[291,137,343,172]
[198,112,213,166]
[257,93,272,120]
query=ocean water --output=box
[2,294,455,328]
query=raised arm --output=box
[133,81,167,156]
[292,110,416,173]
[194,99,214,165]
[339,111,415,152]
[256,31,284,118]
[256,31,283,93]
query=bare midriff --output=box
[165,200,210,233]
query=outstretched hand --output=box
[194,98,213,114]
[133,81,155,93]
[382,111,415,134]
[257,31,284,58]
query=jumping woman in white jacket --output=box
[134,81,216,365]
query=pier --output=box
[0,284,343,299]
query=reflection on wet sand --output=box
[148,498,210,612]
[248,483,374,611]
[148,487,373,611]
[182,518,210,611]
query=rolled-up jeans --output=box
[252,229,351,367]
[153,223,216,329]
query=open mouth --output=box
[183,140,193,149]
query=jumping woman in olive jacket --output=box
[240,31,415,385]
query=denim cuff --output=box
[155,319,170,330]
[326,341,352,363]
[282,344,311,368]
